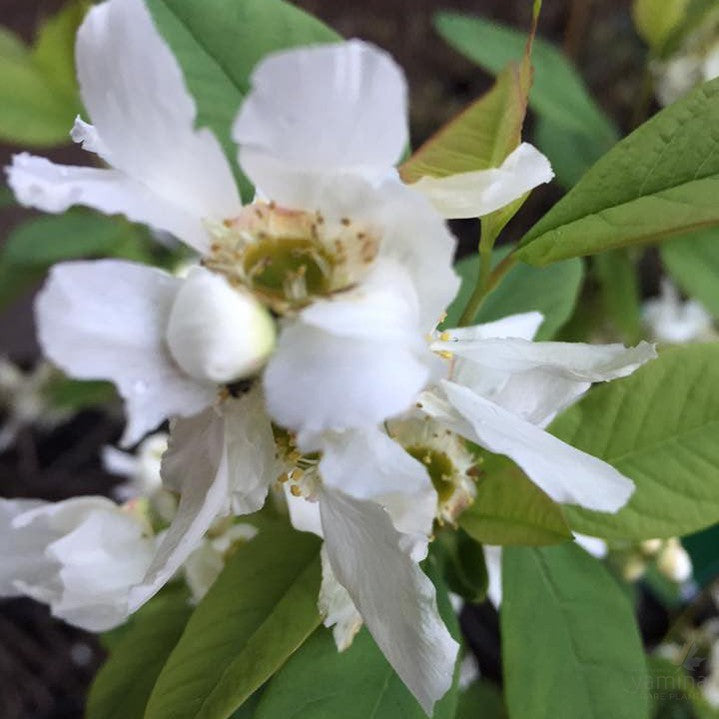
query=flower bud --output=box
[166,268,275,384]
[640,538,663,556]
[657,538,693,584]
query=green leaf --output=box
[456,680,507,719]
[400,52,531,183]
[502,543,650,719]
[594,249,642,344]
[3,212,140,267]
[552,344,719,540]
[434,12,618,146]
[517,77,719,266]
[432,528,489,602]
[0,3,83,147]
[44,377,115,410]
[254,554,459,719]
[460,454,572,546]
[534,116,607,190]
[632,0,690,52]
[443,249,583,340]
[146,0,339,201]
[87,588,193,719]
[31,0,85,102]
[661,228,719,318]
[144,522,321,719]
[0,211,152,311]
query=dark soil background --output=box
[0,1,644,717]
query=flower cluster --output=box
[1,0,658,711]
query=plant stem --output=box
[457,249,518,327]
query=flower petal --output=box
[75,0,240,235]
[299,259,422,343]
[0,498,53,598]
[409,143,554,219]
[129,406,229,611]
[35,260,215,446]
[4,497,154,631]
[441,312,544,343]
[264,321,429,440]
[423,381,635,512]
[234,40,407,183]
[223,389,278,515]
[317,427,435,557]
[319,488,458,714]
[445,338,657,426]
[7,154,214,252]
[319,546,363,651]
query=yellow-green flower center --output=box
[206,202,379,314]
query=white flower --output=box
[3,0,559,710]
[103,432,178,521]
[0,359,67,451]
[0,496,154,631]
[642,279,714,344]
[651,16,719,107]
[420,312,657,512]
[656,538,693,584]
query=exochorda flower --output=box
[642,279,715,343]
[1,0,655,712]
[0,359,69,451]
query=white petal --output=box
[642,279,714,344]
[4,497,154,631]
[373,180,459,331]
[102,446,138,479]
[319,489,458,714]
[317,427,436,556]
[264,322,429,439]
[319,546,363,651]
[445,338,656,426]
[7,154,214,252]
[36,260,215,446]
[574,534,608,559]
[299,259,422,344]
[234,40,407,183]
[76,0,240,233]
[441,312,544,342]
[223,389,278,516]
[129,406,229,611]
[409,143,554,219]
[285,489,324,537]
[428,381,635,512]
[445,338,657,381]
[0,499,53,598]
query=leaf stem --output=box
[457,248,518,327]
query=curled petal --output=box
[409,143,554,219]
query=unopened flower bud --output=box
[622,555,647,582]
[640,538,663,556]
[657,538,693,584]
[166,268,275,384]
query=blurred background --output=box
[1,1,713,717]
